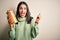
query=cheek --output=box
[24,10,27,14]
[19,10,22,13]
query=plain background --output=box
[0,0,60,40]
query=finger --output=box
[38,13,40,16]
[37,16,40,20]
[38,13,41,19]
[35,20,39,24]
[37,13,40,18]
[36,19,40,21]
[38,16,40,20]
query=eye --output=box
[19,7,22,10]
[24,7,27,10]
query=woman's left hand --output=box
[35,13,41,24]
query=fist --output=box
[35,13,41,24]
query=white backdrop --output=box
[0,0,60,40]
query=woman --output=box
[8,1,40,40]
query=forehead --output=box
[19,4,27,8]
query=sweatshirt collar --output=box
[18,17,26,22]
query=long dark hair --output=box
[16,1,33,24]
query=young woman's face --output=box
[19,4,27,18]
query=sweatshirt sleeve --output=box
[31,19,39,38]
[8,24,16,40]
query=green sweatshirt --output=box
[8,17,39,40]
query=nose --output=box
[22,9,24,13]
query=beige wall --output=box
[0,0,60,40]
